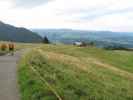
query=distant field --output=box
[18,44,133,100]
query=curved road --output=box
[0,51,22,100]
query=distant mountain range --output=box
[0,21,42,43]
[32,29,133,48]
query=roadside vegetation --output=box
[18,44,133,100]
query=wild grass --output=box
[18,44,133,100]
[40,44,133,73]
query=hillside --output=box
[33,29,133,48]
[0,21,42,43]
[18,44,133,100]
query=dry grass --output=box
[18,44,133,100]
[38,49,133,80]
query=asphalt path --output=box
[0,50,24,100]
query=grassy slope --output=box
[18,44,133,100]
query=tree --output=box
[89,41,95,46]
[43,36,50,44]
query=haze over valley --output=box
[33,29,133,48]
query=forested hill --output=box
[0,21,42,43]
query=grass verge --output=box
[18,45,133,100]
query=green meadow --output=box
[18,44,133,100]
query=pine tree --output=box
[43,36,50,44]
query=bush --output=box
[104,45,128,50]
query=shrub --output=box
[104,45,128,50]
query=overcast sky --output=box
[0,0,133,32]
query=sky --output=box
[0,0,133,32]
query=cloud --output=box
[13,0,52,8]
[79,7,133,21]
[54,0,133,21]
[0,0,133,32]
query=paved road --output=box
[0,51,23,100]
